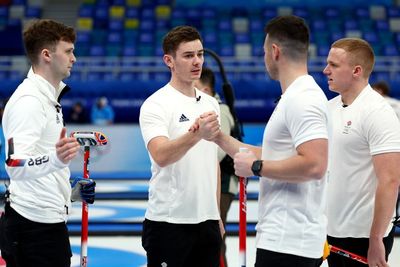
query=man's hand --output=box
[367,238,389,267]
[234,149,257,177]
[188,111,220,141]
[219,219,225,239]
[56,127,80,164]
[188,118,200,132]
[70,177,96,204]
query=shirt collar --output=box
[27,67,68,104]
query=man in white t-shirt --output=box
[323,38,400,267]
[139,26,222,267]
[209,15,330,267]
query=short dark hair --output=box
[23,19,76,65]
[264,15,309,60]
[162,25,202,56]
[199,67,216,95]
[372,81,390,96]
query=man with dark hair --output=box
[68,101,88,124]
[196,67,216,94]
[0,19,95,267]
[194,67,237,267]
[372,81,390,96]
[206,15,329,267]
[372,80,400,119]
[139,26,223,267]
[324,38,400,267]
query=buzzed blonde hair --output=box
[331,38,374,78]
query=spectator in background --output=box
[91,96,114,125]
[371,81,400,119]
[324,38,400,267]
[194,67,237,267]
[68,101,87,124]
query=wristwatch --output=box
[251,160,263,177]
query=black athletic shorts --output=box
[254,248,323,267]
[327,227,395,267]
[142,219,222,267]
[0,203,72,267]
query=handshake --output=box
[188,111,221,141]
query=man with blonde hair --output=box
[324,37,400,267]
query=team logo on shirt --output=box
[55,104,62,124]
[179,114,189,122]
[343,120,352,134]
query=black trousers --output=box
[255,248,323,267]
[327,227,395,267]
[142,219,222,267]
[0,203,72,267]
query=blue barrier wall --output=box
[0,124,265,179]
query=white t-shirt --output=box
[327,85,400,238]
[139,83,221,224]
[256,75,330,259]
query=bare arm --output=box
[214,130,261,159]
[234,138,328,182]
[148,112,220,167]
[217,107,233,161]
[368,152,400,267]
[147,132,201,167]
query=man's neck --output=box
[169,77,195,97]
[32,66,61,90]
[340,82,368,106]
[279,62,308,93]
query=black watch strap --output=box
[251,160,263,177]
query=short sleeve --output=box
[285,94,329,148]
[139,98,170,147]
[364,104,400,155]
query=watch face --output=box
[252,160,262,176]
